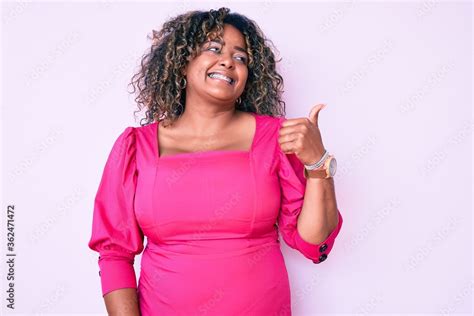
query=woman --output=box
[88,7,343,315]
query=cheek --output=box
[196,67,208,79]
[238,70,249,86]
[197,53,217,66]
[188,56,213,76]
[188,65,208,81]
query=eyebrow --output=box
[207,39,248,55]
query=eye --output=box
[207,46,220,52]
[236,56,247,63]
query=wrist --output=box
[303,153,337,179]
[304,150,328,170]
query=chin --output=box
[206,89,238,99]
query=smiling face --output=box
[183,23,249,104]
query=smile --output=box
[208,73,235,85]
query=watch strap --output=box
[304,167,328,179]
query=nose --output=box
[218,53,235,69]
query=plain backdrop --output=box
[1,0,472,315]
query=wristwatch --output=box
[303,152,337,179]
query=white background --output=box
[1,0,472,315]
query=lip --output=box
[207,71,235,85]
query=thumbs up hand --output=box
[278,103,327,165]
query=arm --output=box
[297,176,340,246]
[104,288,140,316]
[88,127,144,312]
[276,118,343,264]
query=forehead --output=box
[206,24,246,48]
[222,24,245,42]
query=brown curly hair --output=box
[129,7,286,127]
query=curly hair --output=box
[129,7,286,127]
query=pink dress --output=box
[88,112,343,315]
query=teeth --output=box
[208,73,233,84]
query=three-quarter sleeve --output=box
[276,118,343,264]
[88,126,144,296]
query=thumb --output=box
[308,103,326,126]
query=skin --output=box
[158,23,253,156]
[104,288,140,316]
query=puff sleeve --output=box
[87,126,144,296]
[276,118,343,264]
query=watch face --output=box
[329,158,337,176]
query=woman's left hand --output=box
[278,103,327,165]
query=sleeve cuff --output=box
[98,257,138,296]
[294,210,343,263]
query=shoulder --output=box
[255,113,286,130]
[116,122,159,150]
[105,126,137,165]
[254,112,285,121]
[127,122,157,142]
[115,126,136,145]
[252,113,287,158]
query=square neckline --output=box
[155,112,259,161]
